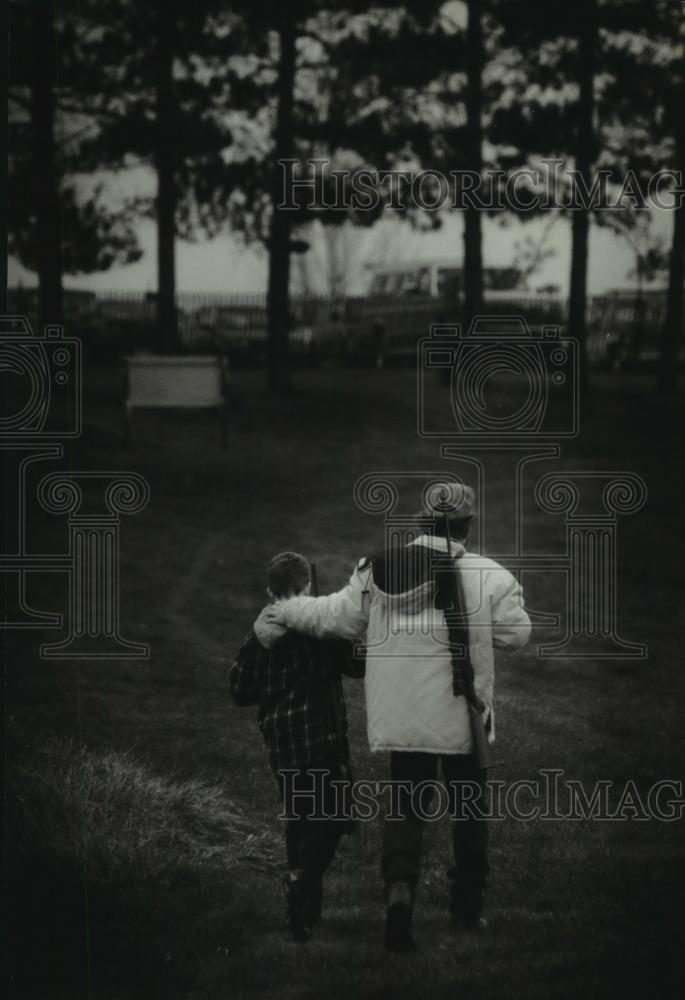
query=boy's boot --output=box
[384,881,416,953]
[283,870,313,943]
[448,875,488,933]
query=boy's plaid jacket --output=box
[229,627,364,772]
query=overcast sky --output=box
[8,202,674,297]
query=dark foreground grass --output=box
[6,738,278,999]
[5,366,685,999]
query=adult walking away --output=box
[265,484,531,952]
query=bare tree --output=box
[155,0,180,353]
[462,0,484,330]
[657,31,685,395]
[30,0,63,327]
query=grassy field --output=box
[5,364,685,1000]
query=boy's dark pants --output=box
[277,754,345,879]
[382,751,489,900]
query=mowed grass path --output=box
[7,366,685,1000]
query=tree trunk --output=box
[462,0,484,332]
[31,0,62,329]
[266,12,296,392]
[656,53,685,395]
[155,0,179,354]
[567,0,597,390]
[631,273,645,364]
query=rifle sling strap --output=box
[420,545,484,712]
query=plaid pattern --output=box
[229,630,362,772]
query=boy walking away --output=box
[229,552,364,943]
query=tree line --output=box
[7,0,685,393]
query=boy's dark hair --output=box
[267,551,311,598]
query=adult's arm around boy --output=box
[269,563,371,641]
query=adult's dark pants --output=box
[277,755,346,878]
[382,751,489,901]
